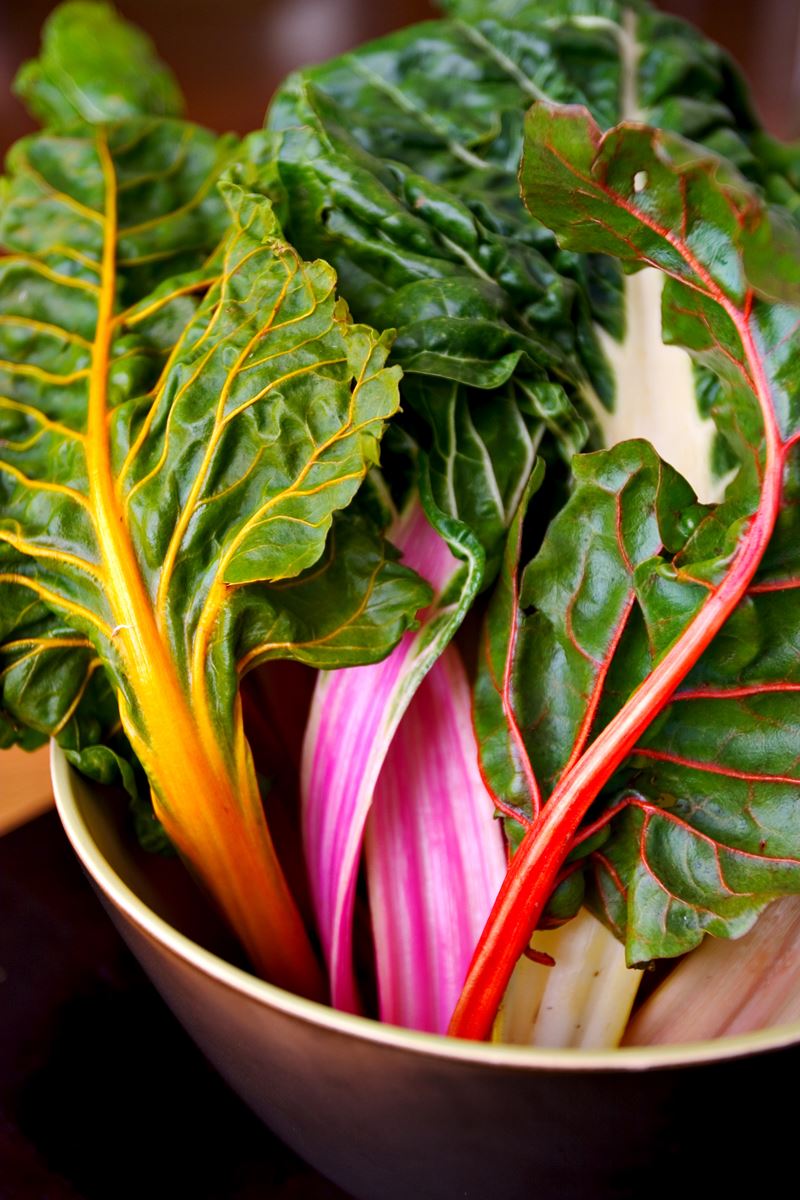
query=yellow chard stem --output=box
[87,131,324,1001]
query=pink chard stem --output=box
[366,644,506,1034]
[301,497,482,1014]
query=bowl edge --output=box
[51,742,800,1073]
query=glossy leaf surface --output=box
[14,1,184,129]
[263,81,588,590]
[402,378,548,583]
[451,105,800,1038]
[520,106,800,960]
[440,0,766,174]
[264,0,799,589]
[0,103,426,994]
[268,2,790,357]
[260,110,592,408]
[0,111,235,762]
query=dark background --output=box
[2,0,799,150]
[0,2,798,1198]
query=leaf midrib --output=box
[85,129,233,802]
[449,111,789,1039]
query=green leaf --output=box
[0,111,235,765]
[267,34,615,397]
[0,590,111,747]
[267,3,789,355]
[311,1,799,522]
[590,458,800,959]
[473,460,545,847]
[514,104,800,960]
[264,1,800,589]
[519,446,701,794]
[475,443,703,832]
[403,378,563,583]
[259,113,592,404]
[439,1,766,178]
[1,121,236,306]
[14,1,184,129]
[450,105,800,1039]
[262,84,590,584]
[235,507,432,673]
[117,175,418,732]
[269,13,623,178]
[0,111,425,996]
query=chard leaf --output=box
[403,378,551,583]
[0,121,236,307]
[265,1,798,586]
[0,594,116,753]
[0,112,235,763]
[268,3,788,357]
[259,112,592,406]
[268,14,622,188]
[520,105,800,950]
[14,1,184,129]
[439,1,765,176]
[518,443,702,804]
[451,106,800,1039]
[263,86,588,586]
[0,111,426,996]
[236,507,430,672]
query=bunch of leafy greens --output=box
[4,0,800,1044]
[454,99,800,1040]
[0,2,429,998]
[265,0,800,1039]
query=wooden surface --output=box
[0,746,53,835]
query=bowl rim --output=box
[52,742,800,1074]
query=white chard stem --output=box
[499,910,641,1049]
[625,897,800,1044]
[594,270,721,503]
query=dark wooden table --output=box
[0,810,352,1198]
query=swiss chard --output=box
[264,95,604,408]
[14,1,184,129]
[259,107,587,588]
[7,0,800,1054]
[264,0,800,581]
[452,103,800,1040]
[301,492,481,1013]
[365,640,507,1034]
[268,1,798,375]
[0,22,428,995]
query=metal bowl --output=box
[52,745,800,1199]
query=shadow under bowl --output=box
[51,745,800,1200]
